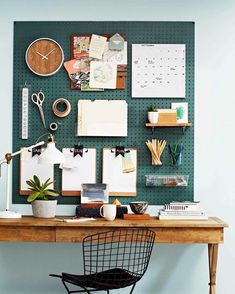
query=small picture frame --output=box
[81,183,109,204]
[171,102,188,123]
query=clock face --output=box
[25,38,64,76]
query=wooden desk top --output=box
[0,216,228,228]
[0,216,228,243]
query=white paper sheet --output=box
[20,149,54,194]
[102,148,137,196]
[61,148,96,193]
[89,34,107,59]
[103,41,127,65]
[132,44,186,98]
[77,100,128,137]
[89,61,117,89]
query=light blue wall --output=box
[0,0,234,293]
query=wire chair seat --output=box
[52,268,140,290]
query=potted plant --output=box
[147,105,158,123]
[27,175,59,218]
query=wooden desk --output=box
[0,216,228,294]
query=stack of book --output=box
[159,201,208,220]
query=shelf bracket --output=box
[151,127,155,135]
[182,126,190,134]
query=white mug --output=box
[100,204,116,221]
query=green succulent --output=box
[147,105,158,112]
[26,175,59,203]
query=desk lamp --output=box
[0,134,64,218]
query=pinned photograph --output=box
[171,102,188,123]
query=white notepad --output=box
[77,100,128,137]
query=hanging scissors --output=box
[31,90,46,129]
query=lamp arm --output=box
[11,141,45,158]
[0,141,43,176]
[0,141,45,165]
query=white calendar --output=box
[132,44,186,98]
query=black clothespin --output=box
[32,146,42,157]
[73,144,84,157]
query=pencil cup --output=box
[168,144,183,167]
[172,152,182,166]
[100,204,116,221]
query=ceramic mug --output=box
[100,204,116,221]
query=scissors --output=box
[31,90,46,129]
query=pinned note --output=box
[89,34,107,59]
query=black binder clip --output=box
[32,146,42,157]
[115,146,125,157]
[73,144,84,157]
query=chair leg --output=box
[62,280,71,294]
[70,290,91,294]
[129,283,136,294]
[107,291,110,294]
[62,279,91,294]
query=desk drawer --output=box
[56,227,117,242]
[152,228,224,244]
[0,226,55,242]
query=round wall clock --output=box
[25,38,64,77]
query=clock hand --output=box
[35,51,48,60]
[42,48,56,60]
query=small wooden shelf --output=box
[146,123,192,127]
[145,122,192,134]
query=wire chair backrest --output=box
[83,229,156,278]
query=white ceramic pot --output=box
[148,112,158,123]
[32,200,57,218]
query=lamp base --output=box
[0,210,22,219]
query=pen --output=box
[54,218,96,223]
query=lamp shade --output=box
[38,142,65,164]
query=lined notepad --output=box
[77,100,128,137]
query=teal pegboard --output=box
[12,21,194,205]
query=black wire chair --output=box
[50,228,156,294]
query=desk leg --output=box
[208,244,219,294]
